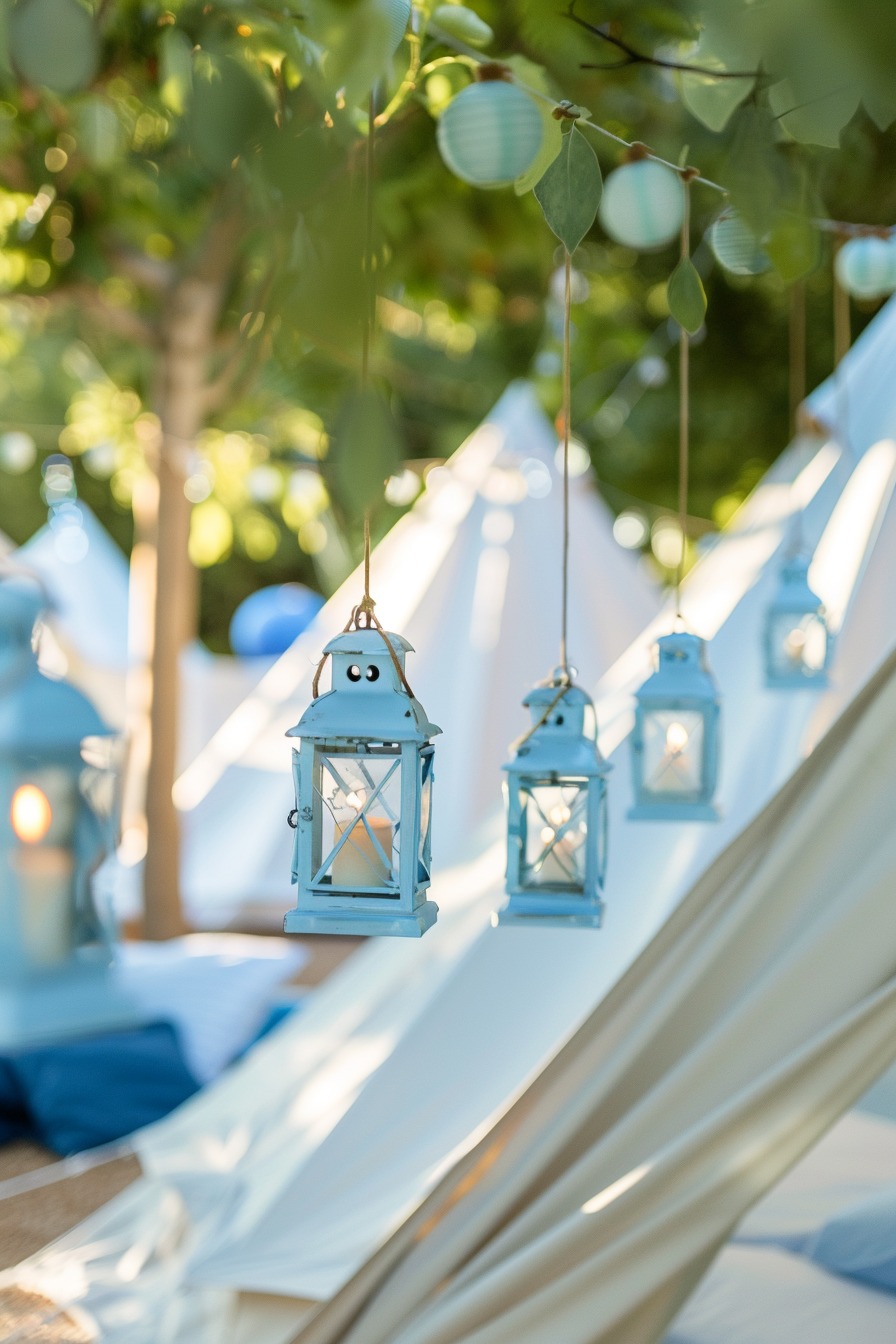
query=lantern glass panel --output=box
[9,766,78,967]
[767,612,827,680]
[642,710,705,796]
[316,745,402,893]
[418,750,433,877]
[520,780,589,889]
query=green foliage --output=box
[330,386,403,514]
[9,0,97,94]
[667,256,706,334]
[0,0,892,648]
[534,124,602,255]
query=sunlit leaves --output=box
[535,125,602,255]
[159,28,194,117]
[10,0,97,94]
[766,213,820,283]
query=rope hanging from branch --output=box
[311,85,417,705]
[676,180,691,618]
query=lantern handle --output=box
[508,682,571,753]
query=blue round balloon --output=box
[230,583,325,658]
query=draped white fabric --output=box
[285,644,896,1344]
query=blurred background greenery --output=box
[0,0,893,651]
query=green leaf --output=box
[331,387,403,514]
[75,98,126,170]
[769,78,860,149]
[766,213,820,283]
[10,0,97,94]
[667,257,706,335]
[188,54,273,174]
[160,28,194,117]
[430,6,493,48]
[534,124,602,255]
[722,105,785,238]
[678,21,757,133]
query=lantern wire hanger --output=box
[497,239,610,928]
[629,174,722,823]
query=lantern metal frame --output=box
[763,553,830,689]
[0,580,136,1049]
[284,625,441,938]
[629,632,721,822]
[499,678,609,928]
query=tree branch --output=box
[566,2,759,79]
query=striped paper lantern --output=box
[710,210,771,276]
[437,80,543,187]
[598,160,685,251]
[835,236,896,300]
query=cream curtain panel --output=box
[291,643,896,1344]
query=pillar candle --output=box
[332,815,393,889]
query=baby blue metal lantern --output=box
[284,621,440,938]
[499,677,609,928]
[437,76,543,187]
[764,553,829,688]
[0,579,135,1048]
[630,632,720,822]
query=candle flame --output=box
[665,721,689,755]
[11,785,52,843]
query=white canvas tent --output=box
[12,501,131,727]
[175,380,660,928]
[8,305,896,1342]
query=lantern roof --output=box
[287,627,440,744]
[768,553,825,616]
[637,631,720,707]
[505,678,609,779]
[0,578,109,755]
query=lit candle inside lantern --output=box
[332,813,394,889]
[11,784,52,843]
[9,846,74,965]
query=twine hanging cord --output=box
[311,517,418,703]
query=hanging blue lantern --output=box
[437,76,544,188]
[764,553,829,688]
[710,209,771,276]
[284,621,440,937]
[835,236,896,300]
[630,632,720,821]
[0,579,134,1048]
[598,158,685,251]
[499,677,609,928]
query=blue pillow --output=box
[806,1186,896,1293]
[2,1022,199,1155]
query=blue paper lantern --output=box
[598,159,685,251]
[0,579,135,1048]
[764,554,829,688]
[710,209,771,276]
[630,632,720,821]
[284,623,440,937]
[835,236,896,300]
[437,79,543,187]
[499,677,609,928]
[230,583,325,658]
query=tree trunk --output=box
[142,212,242,939]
